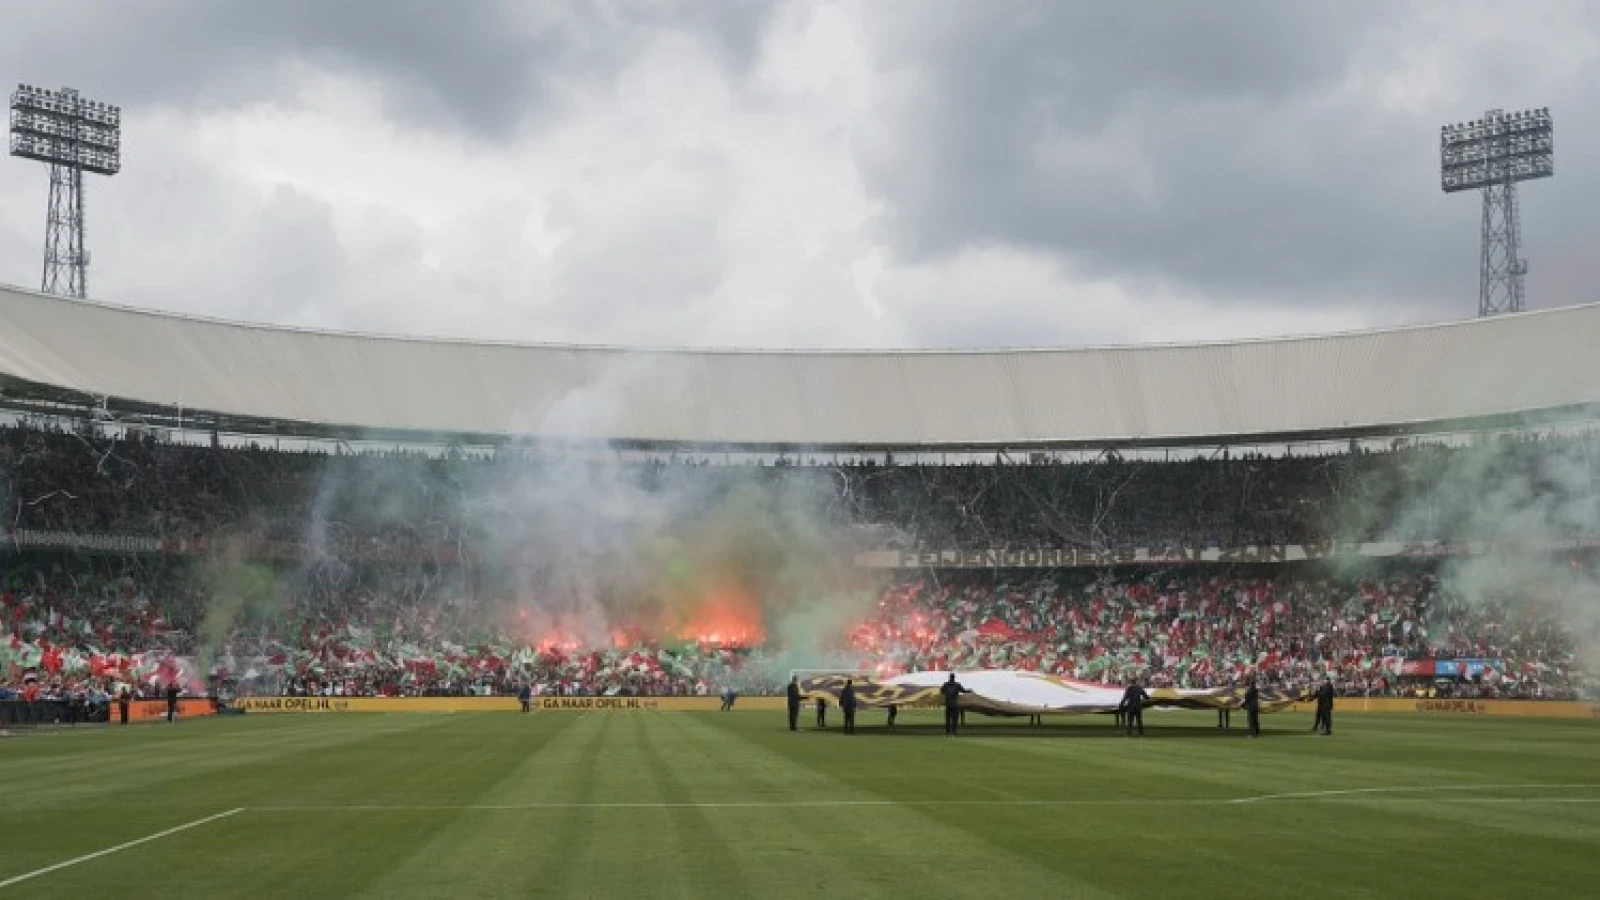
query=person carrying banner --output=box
[1244,678,1261,737]
[940,673,970,736]
[1120,680,1149,736]
[840,679,858,734]
[1312,677,1335,735]
[786,677,803,731]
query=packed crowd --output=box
[0,554,783,701]
[849,569,1588,700]
[3,421,1594,702]
[5,422,1598,554]
[2,551,1589,701]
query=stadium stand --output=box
[0,287,1596,706]
[2,426,1593,702]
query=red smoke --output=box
[677,585,765,648]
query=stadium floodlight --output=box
[8,85,122,299]
[1440,107,1552,317]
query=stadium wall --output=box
[858,538,1600,569]
[8,528,1600,568]
[228,696,1597,717]
[1288,698,1599,718]
[231,696,788,713]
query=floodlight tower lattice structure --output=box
[1440,107,1552,317]
[8,85,122,299]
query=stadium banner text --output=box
[536,696,787,712]
[231,696,786,713]
[233,696,519,713]
[7,528,1597,569]
[859,537,1600,569]
[1287,698,1599,718]
[124,698,218,721]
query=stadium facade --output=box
[1,283,1598,450]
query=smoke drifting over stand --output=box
[181,356,1599,697]
[474,359,882,662]
[194,361,887,683]
[1338,431,1600,686]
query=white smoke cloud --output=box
[195,356,888,688]
[1364,431,1599,694]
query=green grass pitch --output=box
[2,709,1597,898]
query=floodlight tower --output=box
[8,85,122,299]
[1440,107,1552,317]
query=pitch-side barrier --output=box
[1287,698,1599,718]
[226,696,1597,716]
[229,696,788,713]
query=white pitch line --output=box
[247,784,1600,812]
[1228,783,1600,804]
[252,800,1175,811]
[1426,798,1600,804]
[0,808,244,891]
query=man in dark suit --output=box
[1312,677,1335,735]
[165,682,180,723]
[1120,680,1150,737]
[940,674,970,736]
[786,677,803,731]
[840,679,858,734]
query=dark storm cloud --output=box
[856,0,1600,317]
[5,0,1597,348]
[0,0,776,140]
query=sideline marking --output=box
[246,784,1600,812]
[1228,783,1599,804]
[0,808,244,891]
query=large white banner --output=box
[800,670,1301,715]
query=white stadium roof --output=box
[1,283,1597,449]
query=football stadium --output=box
[5,5,1600,897]
[1,284,1598,898]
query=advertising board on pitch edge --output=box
[230,695,786,713]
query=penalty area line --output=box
[0,808,244,891]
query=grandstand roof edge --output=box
[4,377,1594,452]
[2,279,1596,357]
[4,284,1598,447]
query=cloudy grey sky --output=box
[1,0,1596,349]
